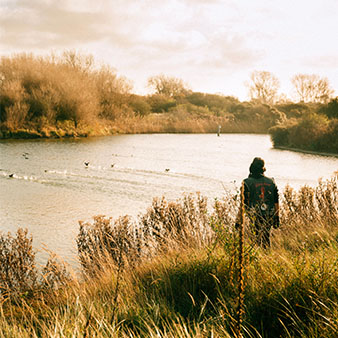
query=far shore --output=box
[274,145,338,158]
[0,126,268,140]
[2,129,338,158]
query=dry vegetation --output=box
[0,52,286,139]
[269,100,338,154]
[1,52,338,155]
[2,52,338,154]
[1,174,338,337]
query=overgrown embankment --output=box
[269,101,338,154]
[1,174,338,337]
[0,53,283,138]
[1,52,338,155]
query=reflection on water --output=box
[1,134,337,264]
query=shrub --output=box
[128,94,151,116]
[269,124,290,146]
[77,215,141,275]
[320,97,338,119]
[275,102,314,118]
[288,113,328,149]
[0,229,71,297]
[76,193,212,276]
[0,53,133,133]
[169,103,211,118]
[0,229,37,294]
[94,65,132,121]
[185,92,239,115]
[269,113,338,153]
[147,94,177,113]
[138,193,211,249]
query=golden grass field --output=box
[1,174,337,337]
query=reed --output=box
[236,182,245,337]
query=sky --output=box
[1,0,338,101]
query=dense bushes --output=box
[320,97,338,119]
[0,52,313,139]
[270,112,338,153]
[185,92,239,115]
[275,102,319,119]
[1,52,337,152]
[269,97,338,154]
[0,53,131,136]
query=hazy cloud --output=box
[303,55,338,69]
[1,1,104,48]
[1,0,338,99]
[0,0,257,64]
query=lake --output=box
[1,134,337,266]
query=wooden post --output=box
[217,125,221,136]
[236,182,245,337]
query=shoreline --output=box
[2,130,337,159]
[274,145,338,158]
[0,129,268,140]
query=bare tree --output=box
[61,50,95,74]
[94,65,132,120]
[148,74,190,98]
[95,65,132,95]
[291,74,334,103]
[247,71,280,104]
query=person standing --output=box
[236,157,280,248]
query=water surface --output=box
[1,134,337,265]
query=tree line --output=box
[247,70,334,104]
[0,52,337,153]
[244,71,337,153]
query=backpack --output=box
[244,176,276,217]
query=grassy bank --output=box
[1,175,338,337]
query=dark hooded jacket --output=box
[243,173,279,218]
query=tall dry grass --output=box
[0,174,337,337]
